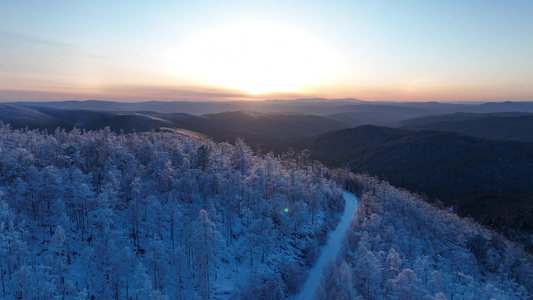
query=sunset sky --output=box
[1,0,532,102]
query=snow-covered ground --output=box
[295,190,359,300]
[0,128,347,299]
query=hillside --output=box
[0,125,344,299]
[0,105,348,145]
[399,112,533,142]
[0,112,532,298]
[305,126,533,200]
[317,175,533,299]
[297,125,533,252]
[0,104,71,131]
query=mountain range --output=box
[1,99,532,251]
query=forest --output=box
[1,122,532,299]
[302,125,533,253]
[317,175,533,299]
[0,124,344,299]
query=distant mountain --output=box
[0,105,347,145]
[2,105,180,133]
[199,111,347,144]
[325,109,425,127]
[398,112,533,142]
[10,99,367,115]
[7,100,533,130]
[462,101,533,113]
[0,104,71,131]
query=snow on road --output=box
[296,190,359,300]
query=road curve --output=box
[296,190,359,300]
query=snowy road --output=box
[296,190,359,300]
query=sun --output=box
[172,20,341,95]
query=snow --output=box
[0,128,347,299]
[295,190,359,300]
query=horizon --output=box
[1,1,532,102]
[2,98,526,105]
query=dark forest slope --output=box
[298,126,533,251]
[305,126,533,199]
[399,112,533,142]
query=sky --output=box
[1,0,532,102]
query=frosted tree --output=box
[133,263,168,300]
[391,269,431,300]
[147,238,169,292]
[126,177,143,250]
[353,244,382,299]
[111,246,135,299]
[62,167,95,239]
[315,260,357,300]
[434,292,447,300]
[385,248,402,281]
[94,186,115,248]
[11,265,35,299]
[427,270,449,297]
[242,267,286,300]
[147,196,164,239]
[0,198,17,298]
[192,209,224,299]
[50,225,67,298]
[231,138,253,177]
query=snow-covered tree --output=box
[192,209,224,299]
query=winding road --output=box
[296,190,359,300]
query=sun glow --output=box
[172,20,342,95]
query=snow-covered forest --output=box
[2,123,533,300]
[0,124,345,299]
[317,175,533,300]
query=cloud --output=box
[0,83,310,102]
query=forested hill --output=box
[306,126,533,200]
[317,175,533,299]
[0,124,345,299]
[299,125,533,252]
